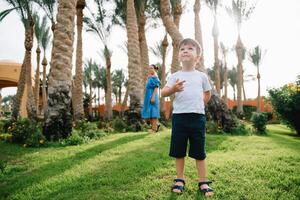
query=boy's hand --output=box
[172,79,185,93]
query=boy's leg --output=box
[196,159,213,196]
[173,157,185,193]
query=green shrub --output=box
[0,120,5,133]
[251,112,268,134]
[206,121,219,134]
[0,133,12,143]
[8,118,45,147]
[0,160,7,174]
[268,77,300,135]
[111,117,127,132]
[75,120,98,132]
[64,130,85,145]
[80,129,107,139]
[229,121,249,135]
[97,121,104,129]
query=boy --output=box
[161,38,213,197]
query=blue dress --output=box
[141,76,160,119]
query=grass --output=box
[0,124,299,200]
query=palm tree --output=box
[127,0,143,128]
[41,21,51,114]
[32,0,56,32]
[228,67,237,100]
[84,0,113,120]
[248,46,264,112]
[84,59,95,119]
[220,42,229,104]
[226,0,256,115]
[43,0,77,140]
[73,0,86,121]
[0,0,37,121]
[194,0,205,71]
[33,14,47,115]
[205,0,221,95]
[112,69,125,104]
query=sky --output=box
[0,0,300,101]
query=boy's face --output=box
[178,43,200,65]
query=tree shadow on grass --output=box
[0,133,148,199]
[36,135,229,200]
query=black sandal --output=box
[171,179,185,194]
[199,181,214,196]
[156,124,160,132]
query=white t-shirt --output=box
[166,70,212,114]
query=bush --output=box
[0,133,12,143]
[8,118,45,147]
[111,117,127,132]
[0,120,5,133]
[0,160,7,174]
[229,121,249,135]
[75,120,98,132]
[206,121,219,134]
[63,130,85,145]
[268,76,300,135]
[251,112,268,134]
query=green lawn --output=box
[0,124,299,200]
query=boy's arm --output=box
[203,90,211,106]
[161,86,174,97]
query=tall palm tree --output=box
[84,0,113,120]
[248,46,264,112]
[0,0,37,121]
[33,14,47,115]
[41,22,51,114]
[226,0,255,115]
[127,0,143,128]
[73,0,86,121]
[112,69,125,104]
[228,67,237,100]
[205,0,221,95]
[220,42,229,104]
[194,0,205,71]
[84,59,95,119]
[43,0,77,140]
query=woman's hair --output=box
[150,64,159,71]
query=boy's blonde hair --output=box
[179,38,202,56]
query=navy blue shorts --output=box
[169,113,206,160]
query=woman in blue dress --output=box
[142,64,160,133]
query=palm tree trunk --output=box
[236,35,244,114]
[118,87,122,104]
[160,0,183,49]
[170,0,182,73]
[224,63,228,104]
[25,23,37,121]
[43,0,77,140]
[73,0,85,121]
[34,46,41,115]
[98,87,101,106]
[89,78,93,118]
[257,68,261,112]
[105,55,113,120]
[42,57,48,114]
[212,17,220,95]
[138,3,149,96]
[121,86,129,115]
[11,61,26,121]
[160,34,168,118]
[194,0,205,71]
[126,0,143,128]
